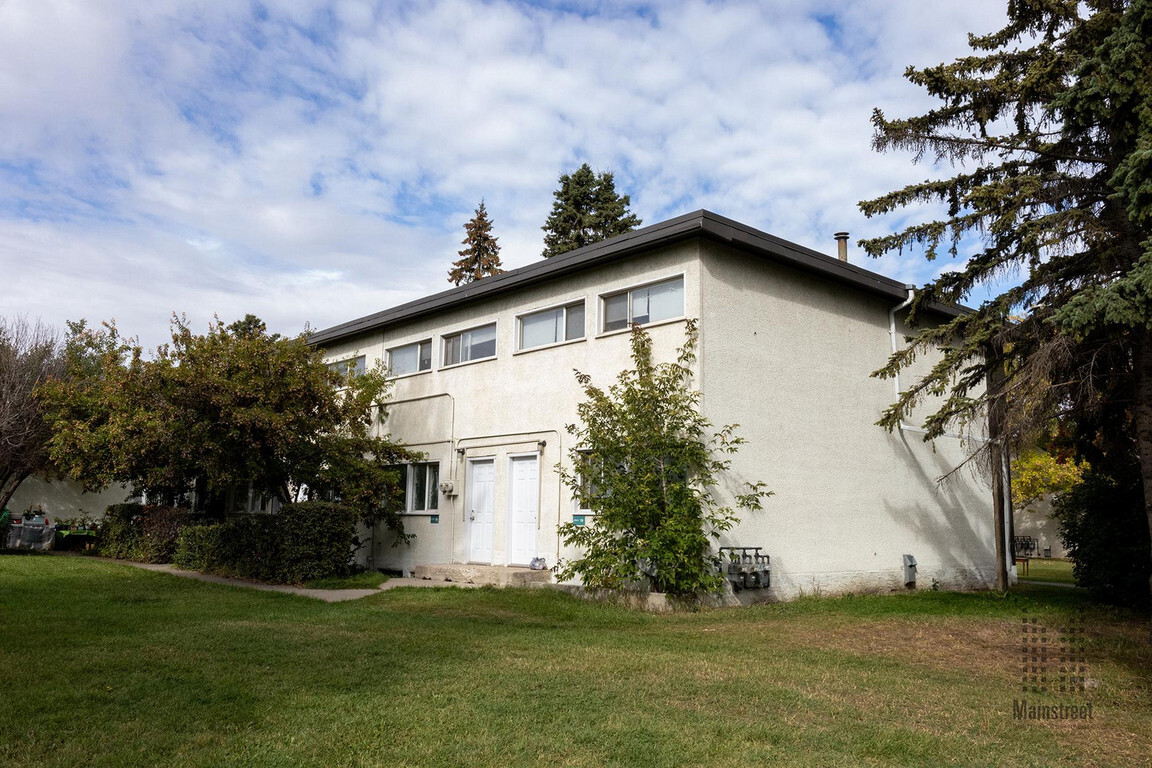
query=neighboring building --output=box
[312,210,1006,599]
[1014,496,1068,559]
[7,476,129,522]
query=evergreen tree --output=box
[859,1,1152,606]
[448,201,503,286]
[541,163,641,258]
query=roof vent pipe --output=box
[834,232,849,262]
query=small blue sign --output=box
[430,515,439,524]
[572,515,586,527]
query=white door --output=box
[468,459,495,563]
[508,455,539,566]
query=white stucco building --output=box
[312,210,1004,599]
[7,477,128,523]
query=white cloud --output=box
[0,0,1009,348]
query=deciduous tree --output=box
[448,201,504,286]
[541,163,641,258]
[0,317,62,512]
[556,320,770,597]
[39,315,415,534]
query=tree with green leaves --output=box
[448,201,504,286]
[0,317,63,513]
[1012,446,1086,511]
[859,1,1152,605]
[555,320,770,597]
[541,163,641,258]
[39,314,416,535]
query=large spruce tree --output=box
[860,1,1152,605]
[448,201,504,286]
[541,163,641,258]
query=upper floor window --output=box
[602,276,684,332]
[388,340,432,376]
[443,322,496,366]
[326,355,366,379]
[519,301,585,350]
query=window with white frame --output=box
[601,276,684,332]
[519,301,585,350]
[443,323,496,366]
[573,450,603,514]
[391,462,440,513]
[388,340,432,376]
[326,355,366,378]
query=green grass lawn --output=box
[303,570,389,590]
[1,557,1149,767]
[1017,558,1077,585]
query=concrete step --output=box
[411,563,552,587]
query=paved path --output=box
[118,561,484,602]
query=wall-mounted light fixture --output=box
[537,440,547,449]
[456,447,466,456]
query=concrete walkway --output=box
[120,561,484,603]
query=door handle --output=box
[469,510,476,521]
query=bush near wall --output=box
[174,501,359,584]
[99,503,201,563]
[1053,465,1151,608]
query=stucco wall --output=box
[1014,495,1067,559]
[6,476,130,521]
[697,241,1000,599]
[321,235,1003,599]
[326,242,703,574]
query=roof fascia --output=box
[309,210,966,346]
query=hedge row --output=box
[100,504,202,563]
[173,501,360,584]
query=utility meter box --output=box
[438,480,456,497]
[902,554,917,587]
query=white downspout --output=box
[888,288,919,435]
[889,288,988,443]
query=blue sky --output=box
[1,0,1010,349]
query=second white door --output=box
[507,455,539,566]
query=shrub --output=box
[1052,464,1151,608]
[275,501,360,583]
[174,501,358,584]
[99,503,200,563]
[556,322,770,597]
[173,524,229,572]
[98,504,143,560]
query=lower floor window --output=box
[393,462,440,513]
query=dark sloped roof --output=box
[310,209,960,346]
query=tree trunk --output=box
[991,441,1009,592]
[1132,332,1152,637]
[0,470,32,516]
[987,359,1010,592]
